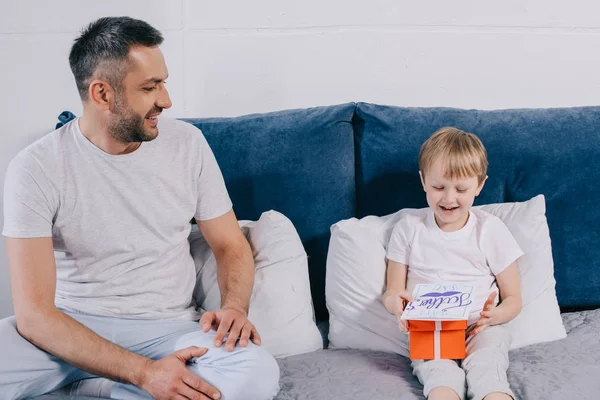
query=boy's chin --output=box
[435,211,468,229]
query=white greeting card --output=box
[401,283,475,321]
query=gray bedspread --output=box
[36,309,600,400]
[276,309,600,400]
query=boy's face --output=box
[420,158,486,232]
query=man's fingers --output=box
[174,346,208,362]
[250,325,262,345]
[178,384,211,400]
[183,372,221,400]
[200,312,216,333]
[226,320,245,351]
[214,315,233,347]
[239,324,252,347]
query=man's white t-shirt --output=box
[387,208,523,324]
[3,117,232,320]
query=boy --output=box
[382,127,523,400]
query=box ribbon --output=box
[434,321,442,359]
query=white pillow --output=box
[189,210,323,358]
[326,195,566,352]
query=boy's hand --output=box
[382,290,413,332]
[469,292,502,336]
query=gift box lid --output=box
[408,319,468,332]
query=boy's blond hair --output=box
[418,127,488,184]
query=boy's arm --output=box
[471,262,522,335]
[382,260,409,316]
[494,261,522,322]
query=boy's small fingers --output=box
[471,325,485,336]
[399,320,408,332]
[395,296,404,310]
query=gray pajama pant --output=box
[0,311,280,400]
[405,324,514,400]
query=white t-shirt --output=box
[386,208,523,324]
[3,117,232,320]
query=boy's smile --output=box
[420,158,486,232]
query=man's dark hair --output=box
[69,17,163,100]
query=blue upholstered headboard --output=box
[183,104,356,321]
[56,102,600,320]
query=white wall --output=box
[1,1,600,318]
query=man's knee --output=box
[248,346,280,399]
[0,316,17,332]
[223,345,280,400]
[193,344,279,400]
[0,316,21,366]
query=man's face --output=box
[108,45,172,143]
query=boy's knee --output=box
[413,359,466,400]
[463,347,509,372]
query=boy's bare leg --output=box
[483,393,513,400]
[428,387,461,400]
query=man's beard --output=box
[108,95,159,143]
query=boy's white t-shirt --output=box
[387,208,523,325]
[3,117,232,320]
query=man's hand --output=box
[200,307,261,352]
[139,346,220,400]
[382,290,413,332]
[469,292,502,336]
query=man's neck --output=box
[78,113,141,155]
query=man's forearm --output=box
[216,238,254,313]
[20,307,148,386]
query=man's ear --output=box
[419,170,426,192]
[88,79,115,111]
[475,175,488,196]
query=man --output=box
[0,16,280,400]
